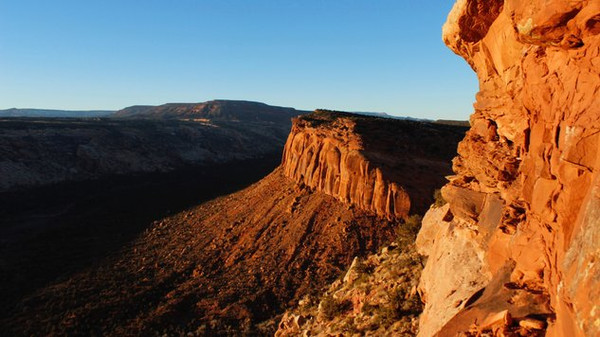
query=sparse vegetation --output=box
[278,231,425,336]
[404,214,423,235]
[395,214,423,246]
[320,295,352,321]
[433,188,446,208]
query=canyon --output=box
[4,1,598,334]
[0,100,301,191]
[0,111,465,336]
[415,0,600,336]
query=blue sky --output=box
[0,1,477,120]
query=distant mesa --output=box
[0,101,307,192]
[113,99,308,123]
[331,110,470,126]
[350,110,430,122]
[0,100,309,123]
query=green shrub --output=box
[396,214,423,245]
[378,287,423,326]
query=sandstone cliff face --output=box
[282,111,466,220]
[282,116,409,220]
[418,1,600,336]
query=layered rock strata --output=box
[282,111,466,219]
[417,1,600,336]
[0,117,290,191]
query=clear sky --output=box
[0,1,478,120]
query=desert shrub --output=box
[404,214,422,234]
[396,215,423,245]
[361,303,378,316]
[320,295,352,321]
[378,287,423,326]
[352,258,374,286]
[433,189,446,208]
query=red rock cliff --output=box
[282,116,409,219]
[417,1,600,336]
[282,111,466,220]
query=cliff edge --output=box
[418,1,600,336]
[282,110,467,220]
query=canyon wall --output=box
[0,118,289,192]
[282,116,410,219]
[281,111,466,220]
[417,1,600,336]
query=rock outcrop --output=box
[282,111,467,219]
[417,1,600,336]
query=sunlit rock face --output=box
[417,1,600,336]
[281,111,466,220]
[282,116,411,220]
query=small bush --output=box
[395,214,422,246]
[433,189,446,208]
[320,295,352,321]
[404,215,422,234]
[378,288,423,326]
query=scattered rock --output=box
[518,318,546,330]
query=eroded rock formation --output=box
[282,111,466,219]
[282,116,409,219]
[417,1,600,336]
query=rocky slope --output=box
[417,1,600,336]
[275,220,424,337]
[0,117,291,192]
[1,111,466,336]
[0,155,282,331]
[2,167,398,336]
